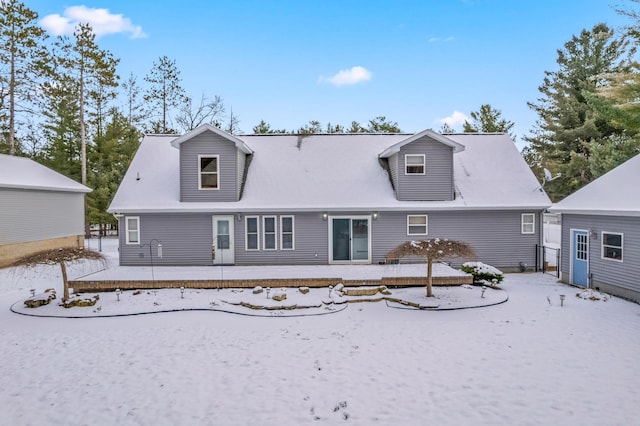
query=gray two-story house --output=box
[109,124,550,269]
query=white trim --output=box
[521,213,535,234]
[280,215,295,250]
[125,216,140,245]
[262,216,277,251]
[378,129,465,158]
[198,155,220,190]
[601,231,623,262]
[212,215,235,265]
[404,154,426,175]
[245,216,260,251]
[328,215,372,264]
[407,214,428,235]
[170,123,253,154]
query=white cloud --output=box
[319,66,372,87]
[437,110,469,128]
[40,6,147,39]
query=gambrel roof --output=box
[550,153,640,217]
[109,128,550,213]
[0,154,90,193]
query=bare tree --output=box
[175,93,225,133]
[386,239,476,297]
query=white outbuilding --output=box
[0,154,91,268]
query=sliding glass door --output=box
[330,216,371,263]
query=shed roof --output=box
[109,130,550,213]
[0,154,91,193]
[550,153,640,217]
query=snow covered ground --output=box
[1,240,639,425]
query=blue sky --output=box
[28,0,632,149]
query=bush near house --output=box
[461,262,504,285]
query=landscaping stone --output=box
[24,288,56,308]
[61,294,100,308]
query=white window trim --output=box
[262,216,277,251]
[198,154,220,190]
[407,214,428,236]
[405,154,426,175]
[521,213,535,234]
[245,216,260,251]
[125,216,140,245]
[280,215,295,250]
[601,231,623,262]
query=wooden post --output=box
[426,258,433,297]
[60,261,69,300]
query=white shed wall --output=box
[0,188,85,245]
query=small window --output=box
[199,155,219,190]
[125,216,140,244]
[521,213,535,234]
[280,216,295,250]
[245,216,259,250]
[602,232,623,262]
[407,215,428,235]
[263,216,277,250]
[405,154,425,175]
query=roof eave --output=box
[379,129,465,158]
[170,123,254,154]
[548,207,640,217]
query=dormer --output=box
[171,124,253,202]
[379,129,464,201]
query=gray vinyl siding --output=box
[560,214,640,300]
[373,210,541,269]
[120,210,542,270]
[179,133,238,202]
[396,136,454,201]
[0,188,85,244]
[119,213,215,266]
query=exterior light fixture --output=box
[157,243,163,259]
[180,287,185,299]
[560,294,566,307]
[116,288,122,301]
[236,213,242,221]
[372,212,379,220]
[322,212,328,221]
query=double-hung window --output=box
[199,155,219,190]
[245,216,259,250]
[407,215,428,235]
[125,216,140,244]
[602,232,623,261]
[521,213,535,234]
[280,216,295,250]
[263,216,277,250]
[405,154,425,175]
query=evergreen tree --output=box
[0,0,48,155]
[87,109,140,233]
[367,116,401,133]
[463,104,516,140]
[523,23,633,201]
[53,23,119,185]
[38,76,82,182]
[144,55,186,133]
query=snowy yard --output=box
[1,243,639,425]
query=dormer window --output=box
[199,155,219,190]
[405,154,425,175]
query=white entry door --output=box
[212,215,234,265]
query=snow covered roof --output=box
[109,130,550,213]
[0,154,90,193]
[550,153,640,217]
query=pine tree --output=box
[463,104,516,140]
[0,0,48,155]
[144,55,186,133]
[53,23,119,185]
[523,23,633,201]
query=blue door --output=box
[571,230,589,287]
